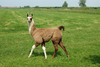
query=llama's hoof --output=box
[45,57,47,59]
[28,56,30,58]
[67,55,69,58]
[51,56,54,59]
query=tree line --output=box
[0,0,90,8]
[23,0,86,8]
[22,0,86,8]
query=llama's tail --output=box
[58,26,65,31]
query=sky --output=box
[0,0,100,7]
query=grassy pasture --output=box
[0,9,100,67]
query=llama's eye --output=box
[30,18,32,20]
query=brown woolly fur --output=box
[27,13,69,59]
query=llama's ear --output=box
[31,13,33,18]
[27,13,29,17]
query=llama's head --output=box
[27,13,33,23]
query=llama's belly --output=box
[42,32,53,42]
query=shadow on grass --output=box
[84,55,100,64]
[31,51,62,58]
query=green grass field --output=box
[0,9,100,67]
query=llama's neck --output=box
[28,20,36,34]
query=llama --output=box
[27,13,69,59]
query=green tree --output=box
[79,0,86,7]
[0,5,1,7]
[62,1,68,7]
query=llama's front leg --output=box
[42,46,47,59]
[28,43,40,58]
[28,44,36,58]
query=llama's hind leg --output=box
[52,41,58,58]
[59,41,69,58]
[28,43,40,58]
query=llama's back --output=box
[33,28,62,42]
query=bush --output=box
[24,6,30,8]
[35,6,39,8]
